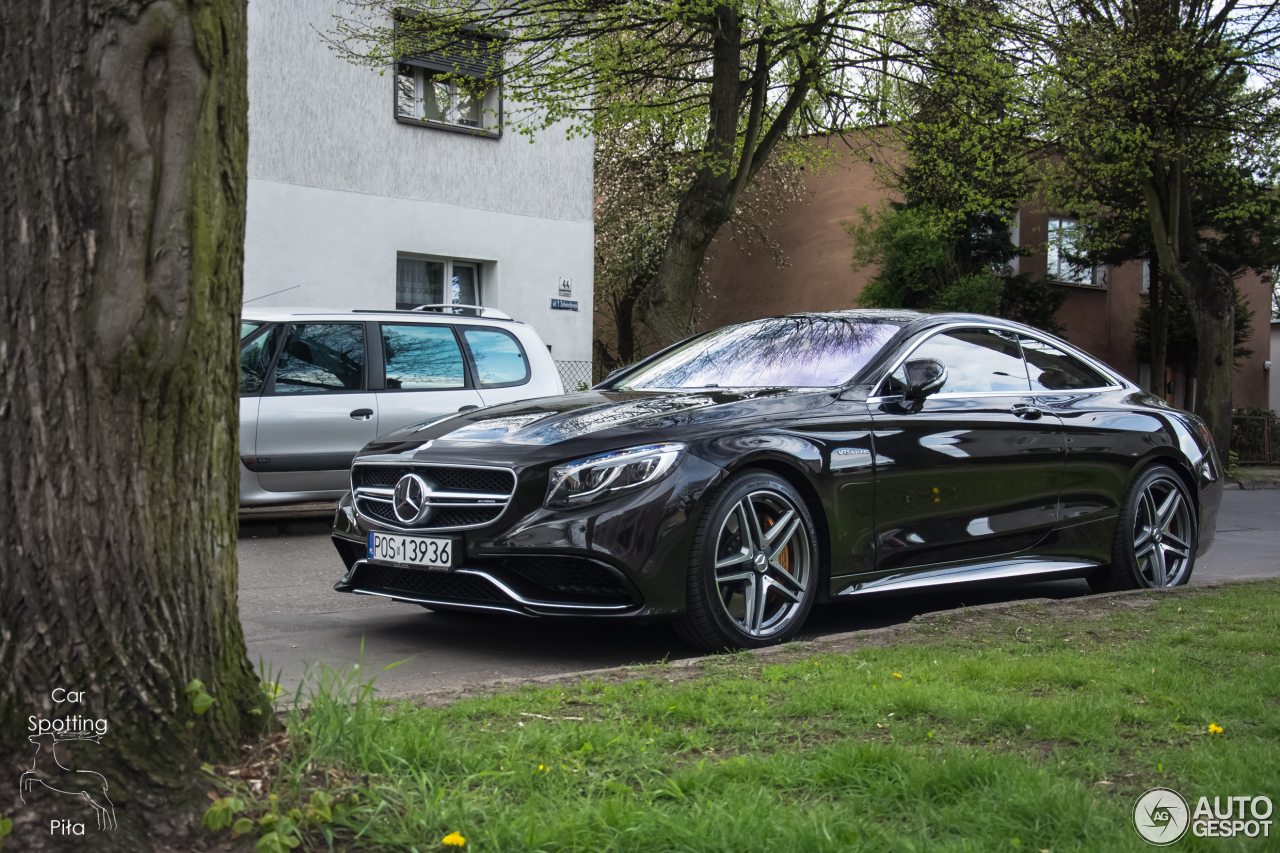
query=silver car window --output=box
[462,328,529,387]
[382,324,467,390]
[240,325,279,396]
[272,323,366,394]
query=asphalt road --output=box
[239,489,1280,700]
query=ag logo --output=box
[1134,787,1190,845]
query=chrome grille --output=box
[354,465,514,494]
[352,462,515,531]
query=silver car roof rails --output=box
[410,304,513,320]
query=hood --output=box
[355,387,834,466]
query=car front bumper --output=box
[330,452,726,618]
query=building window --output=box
[396,66,495,129]
[393,20,502,136]
[396,256,481,310]
[1046,218,1103,286]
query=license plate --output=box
[367,532,455,570]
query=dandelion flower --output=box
[1208,723,1223,734]
[893,673,902,678]
[442,830,466,847]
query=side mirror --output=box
[903,358,947,401]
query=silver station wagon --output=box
[239,307,562,506]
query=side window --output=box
[895,328,1031,394]
[381,324,467,390]
[240,325,279,395]
[272,324,366,394]
[463,328,529,387]
[1020,337,1110,391]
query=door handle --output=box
[1011,404,1043,420]
[458,405,479,412]
[349,408,374,420]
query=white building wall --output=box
[243,0,594,360]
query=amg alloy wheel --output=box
[1090,464,1197,592]
[677,471,819,651]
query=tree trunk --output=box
[634,5,743,346]
[634,187,735,345]
[1141,162,1235,455]
[614,277,640,365]
[0,0,267,848]
[1182,260,1236,455]
[632,3,818,349]
[1148,255,1167,395]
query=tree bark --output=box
[613,276,641,364]
[0,0,266,848]
[1148,254,1168,395]
[1181,250,1236,455]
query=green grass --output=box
[207,581,1280,852]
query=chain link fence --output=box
[555,361,621,392]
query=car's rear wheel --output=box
[675,471,819,651]
[1089,463,1197,593]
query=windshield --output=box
[612,317,901,390]
[241,321,263,339]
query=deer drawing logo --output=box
[20,732,117,831]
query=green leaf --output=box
[304,790,333,825]
[201,796,245,832]
[186,679,216,715]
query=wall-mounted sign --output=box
[551,298,578,311]
[557,277,573,297]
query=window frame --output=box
[263,322,372,397]
[374,321,475,393]
[395,254,483,310]
[391,18,503,138]
[870,323,1123,399]
[459,325,531,389]
[394,64,503,137]
[1046,217,1105,288]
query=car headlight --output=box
[545,443,686,509]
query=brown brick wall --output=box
[697,137,1271,410]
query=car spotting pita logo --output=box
[1133,787,1190,845]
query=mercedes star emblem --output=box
[393,473,434,525]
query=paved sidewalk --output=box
[1228,466,1280,490]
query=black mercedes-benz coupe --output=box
[330,310,1223,650]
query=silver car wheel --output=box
[712,489,812,638]
[1132,475,1193,587]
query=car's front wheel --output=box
[1089,463,1197,593]
[675,470,820,651]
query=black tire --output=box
[1088,463,1197,593]
[674,470,820,651]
